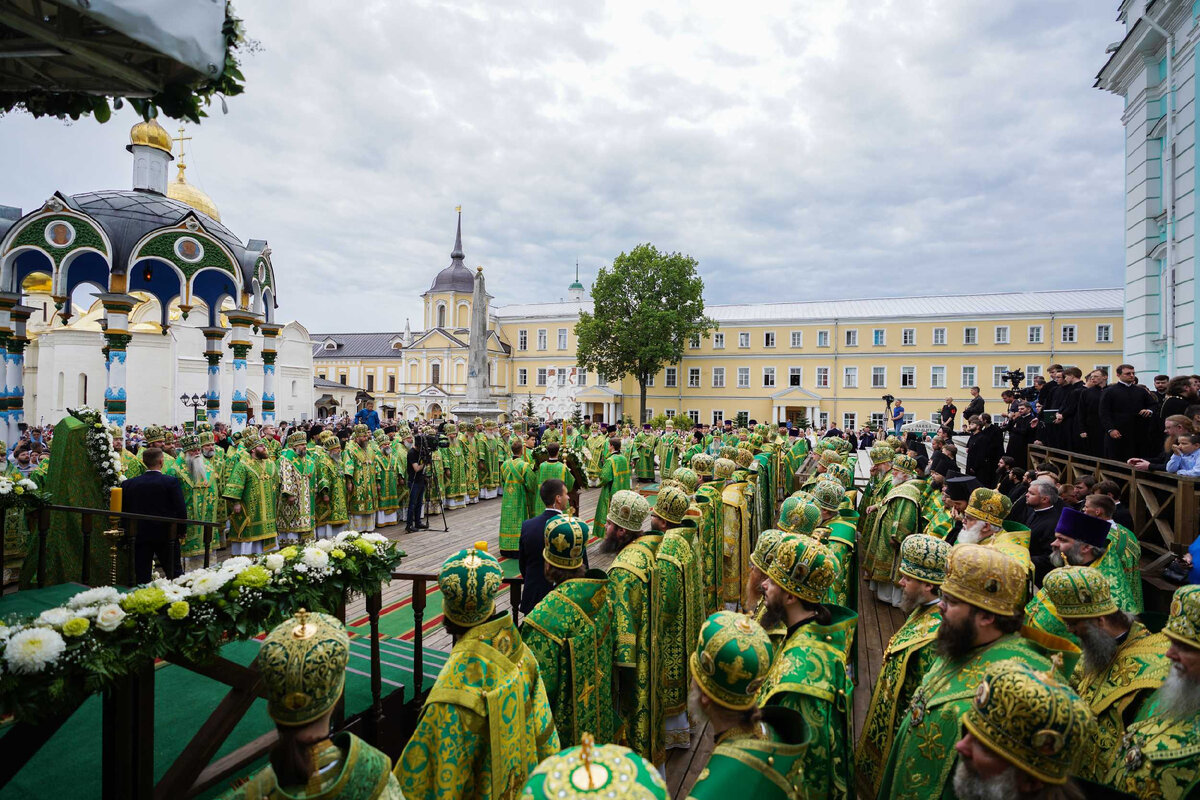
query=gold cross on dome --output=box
[173,126,192,160]
[718,655,752,686]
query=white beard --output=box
[1159,666,1200,721]
[958,522,984,545]
[951,760,1020,800]
[187,454,208,484]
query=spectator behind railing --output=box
[1166,432,1200,477]
[1128,415,1196,472]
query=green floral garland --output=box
[0,531,404,723]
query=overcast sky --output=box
[0,0,1126,333]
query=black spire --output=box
[451,207,464,263]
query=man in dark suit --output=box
[963,386,985,421]
[1023,480,1063,585]
[1100,364,1157,461]
[122,447,187,583]
[963,414,1003,486]
[518,478,588,614]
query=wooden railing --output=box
[1027,444,1199,558]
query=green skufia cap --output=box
[439,548,504,627]
[520,739,667,800]
[689,453,713,477]
[1165,584,1200,649]
[719,446,738,461]
[143,424,166,445]
[777,497,821,535]
[689,611,775,711]
[198,430,215,447]
[748,433,764,448]
[712,458,736,481]
[962,658,1097,786]
[606,489,650,531]
[240,426,261,448]
[177,433,201,452]
[751,529,791,573]
[444,423,458,435]
[1042,566,1117,619]
[734,448,754,468]
[811,479,845,512]
[257,609,349,726]
[672,467,699,495]
[819,449,844,466]
[766,534,840,604]
[654,485,691,525]
[964,487,1012,527]
[885,435,902,449]
[831,438,852,455]
[286,431,307,449]
[373,429,389,445]
[544,515,590,570]
[352,423,370,436]
[892,454,919,475]
[825,463,854,490]
[898,534,952,585]
[868,444,895,464]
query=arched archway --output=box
[427,403,442,419]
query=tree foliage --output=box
[574,244,715,423]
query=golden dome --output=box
[168,162,221,221]
[129,118,173,153]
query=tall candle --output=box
[109,486,123,513]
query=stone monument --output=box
[451,266,504,423]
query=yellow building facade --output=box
[312,220,1124,427]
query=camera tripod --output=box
[421,450,450,533]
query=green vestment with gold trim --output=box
[721,482,753,606]
[686,708,811,800]
[170,454,222,555]
[585,433,608,482]
[396,613,560,800]
[757,605,857,800]
[658,524,704,736]
[633,432,657,480]
[277,449,316,535]
[863,481,923,584]
[519,571,618,746]
[694,481,723,614]
[343,440,378,517]
[223,457,279,547]
[373,448,400,513]
[855,602,941,799]
[219,732,402,800]
[1106,689,1200,800]
[657,431,681,475]
[592,453,630,535]
[821,518,857,609]
[313,449,349,527]
[499,457,537,554]
[532,461,572,515]
[440,440,467,500]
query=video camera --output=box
[881,394,896,404]
[413,432,449,463]
[1000,369,1039,402]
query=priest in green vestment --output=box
[744,528,796,650]
[720,465,755,609]
[171,434,223,562]
[875,544,1062,800]
[691,453,724,614]
[218,610,403,799]
[397,546,560,799]
[604,490,666,769]
[480,421,503,499]
[757,534,856,800]
[863,453,924,608]
[592,439,630,542]
[855,534,949,799]
[223,428,280,555]
[277,431,316,544]
[632,425,657,482]
[520,515,618,746]
[584,424,607,487]
[372,430,401,527]
[1082,492,1144,612]
[343,424,378,531]
[809,480,856,608]
[856,445,893,559]
[656,420,681,476]
[499,440,538,556]
[440,423,469,509]
[115,427,145,479]
[520,738,668,799]
[533,443,574,515]
[313,432,349,540]
[687,610,811,800]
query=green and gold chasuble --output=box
[592,454,630,535]
[120,448,145,479]
[481,435,503,491]
[1106,689,1200,799]
[392,444,409,512]
[919,486,955,539]
[373,447,400,513]
[658,524,704,735]
[633,432,657,480]
[532,460,572,515]
[277,449,316,536]
[462,435,479,500]
[1025,540,1143,652]
[657,431,681,475]
[754,452,775,536]
[694,481,724,614]
[440,440,467,500]
[819,518,857,609]
[397,613,559,800]
[519,571,618,746]
[219,732,401,800]
[585,433,608,482]
[426,448,445,506]
[1107,523,1144,613]
[863,481,923,585]
[171,456,223,556]
[343,440,379,517]
[874,633,1058,800]
[499,457,537,555]
[1070,621,1169,785]
[686,707,811,800]
[224,457,280,547]
[855,602,941,799]
[314,450,349,527]
[720,482,754,607]
[758,606,857,800]
[609,533,666,767]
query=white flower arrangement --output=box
[67,586,121,609]
[4,628,66,675]
[188,570,233,596]
[94,604,127,632]
[67,406,125,499]
[221,556,254,574]
[314,538,336,553]
[301,546,329,570]
[35,608,74,629]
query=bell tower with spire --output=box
[423,206,483,330]
[568,260,585,302]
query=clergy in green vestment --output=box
[690,453,724,614]
[343,424,379,531]
[277,431,317,544]
[372,430,401,526]
[217,610,403,800]
[520,515,618,746]
[533,443,574,515]
[810,480,858,609]
[313,432,349,540]
[397,547,560,799]
[223,427,280,555]
[744,528,795,650]
[863,453,924,608]
[720,465,754,608]
[499,440,538,556]
[1082,492,1143,611]
[440,423,469,509]
[170,434,223,561]
[461,423,481,504]
[604,490,666,768]
[592,439,630,538]
[687,611,811,800]
[855,534,949,799]
[584,424,607,487]
[632,425,657,482]
[393,426,412,523]
[875,544,1067,800]
[656,420,681,476]
[757,534,856,800]
[856,445,893,555]
[520,739,668,799]
[480,421,504,499]
[115,427,145,479]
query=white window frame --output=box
[688,409,700,424]
[1028,325,1043,344]
[737,367,750,388]
[843,412,857,430]
[816,367,830,388]
[1096,324,1112,343]
[536,329,547,350]
[817,330,830,347]
[788,366,802,386]
[712,367,725,388]
[517,368,527,386]
[961,365,976,388]
[964,327,978,345]
[712,409,724,425]
[994,326,1010,344]
[872,328,885,346]
[871,366,887,388]
[790,330,803,348]
[664,409,676,419]
[557,370,567,386]
[764,331,776,348]
[902,328,916,346]
[1025,365,1042,382]
[845,329,858,347]
[665,367,678,388]
[646,373,655,387]
[738,331,750,348]
[818,412,829,428]
[901,366,915,388]
[578,370,587,386]
[763,366,776,388]
[1062,325,1077,343]
[870,412,886,428]
[933,327,947,346]
[557,328,568,350]
[843,366,858,388]
[536,368,547,386]
[993,365,1007,388]
[518,329,528,351]
[713,332,725,349]
[689,334,700,349]
[688,367,701,388]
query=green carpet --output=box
[0,586,447,800]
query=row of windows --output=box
[679,324,1113,350]
[516,328,571,351]
[516,368,600,387]
[637,410,933,430]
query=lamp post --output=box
[180,393,204,425]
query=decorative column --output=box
[7,304,35,443]
[201,327,226,423]
[99,291,137,429]
[0,293,17,444]
[224,310,259,430]
[259,323,283,425]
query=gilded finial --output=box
[1040,652,1065,683]
[476,265,483,273]
[292,607,316,640]
[580,732,596,789]
[455,204,462,213]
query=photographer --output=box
[890,397,904,434]
[405,435,430,533]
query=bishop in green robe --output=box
[223,433,280,555]
[592,443,630,535]
[632,427,657,481]
[585,426,608,486]
[278,433,317,543]
[373,432,401,526]
[533,449,573,515]
[440,425,468,508]
[314,433,349,539]
[344,426,379,531]
[499,442,537,556]
[170,436,223,559]
[863,459,924,607]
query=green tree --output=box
[523,394,536,418]
[575,244,715,424]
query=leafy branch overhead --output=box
[574,243,716,422]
